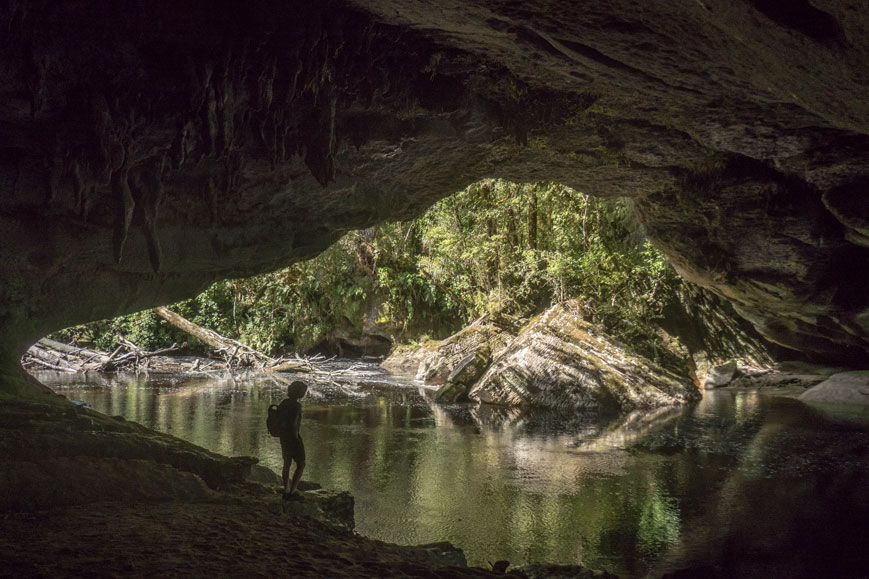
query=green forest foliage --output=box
[417,180,680,329]
[55,180,685,360]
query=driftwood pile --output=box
[153,307,319,372]
[23,307,321,375]
[22,336,182,373]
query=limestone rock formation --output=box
[0,394,358,528]
[415,314,517,385]
[0,396,252,511]
[2,1,869,388]
[380,344,433,375]
[282,488,356,530]
[469,301,699,412]
[703,360,739,389]
[656,284,776,386]
[320,324,392,357]
[433,346,492,403]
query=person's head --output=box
[287,380,308,400]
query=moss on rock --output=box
[469,301,700,412]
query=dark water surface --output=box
[36,364,869,578]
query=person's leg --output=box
[289,460,305,495]
[282,460,291,493]
[288,441,306,496]
[280,439,291,494]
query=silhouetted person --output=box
[279,380,307,500]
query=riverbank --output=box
[1,499,473,578]
[0,388,612,578]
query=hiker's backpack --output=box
[267,404,288,437]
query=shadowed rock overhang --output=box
[1,0,868,378]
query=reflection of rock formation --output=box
[572,407,683,453]
[470,404,681,452]
[469,404,529,429]
[419,388,464,430]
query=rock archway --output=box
[2,0,868,392]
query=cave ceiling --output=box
[1,0,868,369]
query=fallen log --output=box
[25,332,183,374]
[24,311,331,376]
[154,307,274,368]
[270,360,315,372]
[26,344,80,370]
[150,309,331,375]
[101,344,182,370]
[37,338,109,363]
[21,350,78,372]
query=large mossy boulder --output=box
[469,301,700,412]
[414,314,517,385]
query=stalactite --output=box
[90,92,115,183]
[205,176,219,224]
[204,85,218,157]
[128,158,166,274]
[48,149,63,204]
[303,85,337,187]
[111,161,134,264]
[169,122,186,170]
[142,210,163,273]
[71,160,84,214]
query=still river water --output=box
[36,363,869,578]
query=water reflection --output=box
[647,395,869,578]
[37,367,869,578]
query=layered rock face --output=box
[414,314,517,385]
[2,1,869,384]
[469,301,699,412]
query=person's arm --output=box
[293,406,301,439]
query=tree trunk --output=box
[154,306,274,368]
[479,180,498,291]
[528,185,538,251]
[37,338,107,362]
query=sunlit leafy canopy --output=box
[418,179,679,324]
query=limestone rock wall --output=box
[0,396,253,511]
[634,159,869,365]
[656,283,777,385]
